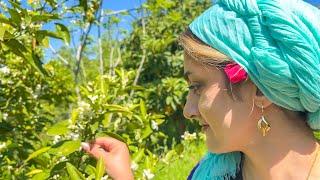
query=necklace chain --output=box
[306,143,320,180]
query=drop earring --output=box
[257,105,271,136]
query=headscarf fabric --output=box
[188,0,320,179]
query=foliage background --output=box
[0,0,211,179]
[1,0,319,179]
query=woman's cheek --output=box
[198,92,214,119]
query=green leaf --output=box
[66,163,86,180]
[133,149,144,162]
[96,132,126,144]
[51,161,67,174]
[133,115,144,124]
[0,14,12,25]
[0,25,8,41]
[37,30,62,40]
[140,99,147,119]
[50,140,81,156]
[90,121,99,133]
[31,171,50,180]
[71,109,79,124]
[26,169,43,176]
[47,120,69,136]
[142,126,153,139]
[79,0,88,12]
[102,113,112,127]
[25,146,51,163]
[95,157,105,180]
[31,14,59,22]
[150,114,166,119]
[8,9,21,25]
[104,104,132,114]
[154,118,165,125]
[85,165,96,176]
[32,52,48,75]
[4,39,27,53]
[45,0,57,7]
[314,130,320,140]
[55,23,70,45]
[25,52,48,77]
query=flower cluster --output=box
[223,62,248,84]
[181,131,197,141]
[143,169,155,179]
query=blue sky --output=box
[44,0,146,61]
[41,0,319,60]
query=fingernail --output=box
[81,142,90,151]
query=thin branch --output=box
[114,47,122,68]
[109,46,114,76]
[49,44,70,66]
[98,9,104,75]
[131,2,146,95]
[103,8,140,17]
[74,1,103,83]
[74,22,92,83]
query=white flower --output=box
[0,66,10,74]
[161,158,169,165]
[52,174,60,180]
[36,84,41,91]
[21,24,27,30]
[2,113,8,120]
[68,123,77,129]
[53,135,61,144]
[78,101,91,113]
[59,156,67,162]
[68,132,79,140]
[181,131,197,141]
[78,123,84,130]
[143,169,154,179]
[101,175,109,180]
[0,142,6,150]
[131,162,139,171]
[151,120,158,131]
[32,93,38,99]
[88,95,98,103]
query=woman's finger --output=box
[86,143,107,159]
[81,142,90,152]
[94,137,127,151]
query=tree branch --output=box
[49,44,70,67]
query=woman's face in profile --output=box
[183,52,258,153]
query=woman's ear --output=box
[253,85,272,108]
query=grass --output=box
[154,140,207,180]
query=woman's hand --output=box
[81,137,134,180]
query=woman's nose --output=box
[183,95,200,120]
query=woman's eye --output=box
[188,84,202,94]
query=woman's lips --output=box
[201,124,210,132]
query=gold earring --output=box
[257,105,271,136]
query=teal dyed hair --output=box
[188,0,320,179]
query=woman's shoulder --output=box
[187,163,243,180]
[187,157,244,180]
[187,163,200,180]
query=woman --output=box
[82,0,320,179]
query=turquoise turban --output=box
[188,0,320,179]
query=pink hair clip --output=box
[223,62,248,84]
